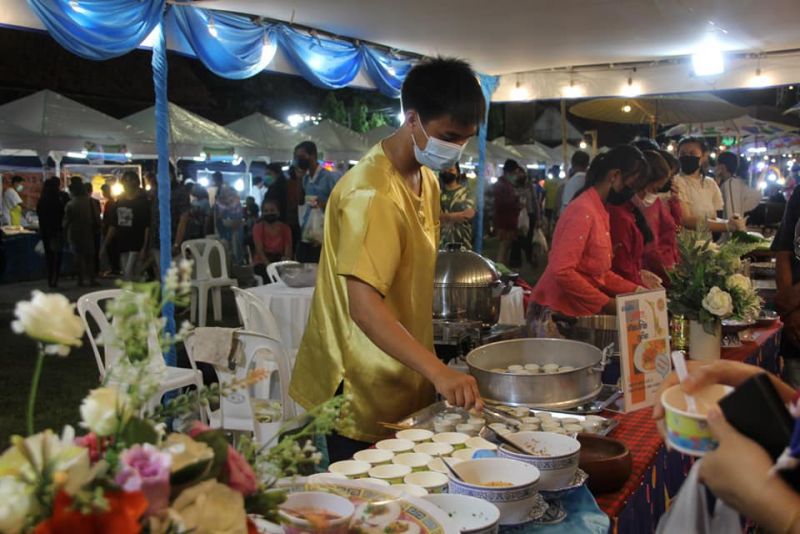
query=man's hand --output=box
[432,367,483,411]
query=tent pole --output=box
[561,99,568,174]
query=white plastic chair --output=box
[266,260,299,285]
[181,238,238,327]
[231,287,283,343]
[184,329,296,446]
[76,289,206,418]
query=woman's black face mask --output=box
[440,172,458,184]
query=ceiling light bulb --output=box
[718,145,726,151]
[667,144,675,152]
[579,140,588,149]
[622,104,632,113]
[208,17,218,38]
[562,81,583,99]
[511,81,529,101]
[110,182,124,197]
[692,38,724,76]
[621,77,641,97]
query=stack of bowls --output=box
[497,432,580,491]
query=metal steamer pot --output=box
[433,244,510,328]
[466,338,612,409]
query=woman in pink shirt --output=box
[252,199,293,281]
[637,150,680,283]
[532,145,646,326]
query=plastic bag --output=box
[300,206,325,245]
[34,240,45,256]
[517,207,530,235]
[532,227,549,253]
[655,461,740,534]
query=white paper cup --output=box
[393,452,434,472]
[414,442,454,457]
[375,439,415,453]
[396,429,434,443]
[353,449,394,465]
[368,464,412,484]
[404,471,449,494]
[329,460,371,479]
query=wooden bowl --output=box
[576,434,632,494]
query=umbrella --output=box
[784,102,800,116]
[570,93,745,136]
[663,115,796,138]
[300,119,369,162]
[226,113,317,161]
[364,124,396,146]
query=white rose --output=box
[11,291,83,356]
[0,476,34,533]
[726,274,751,292]
[702,286,734,317]
[80,387,131,437]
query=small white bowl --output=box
[497,431,580,491]
[307,472,348,484]
[281,491,354,534]
[466,437,497,451]
[414,442,454,457]
[424,493,501,534]
[394,484,429,498]
[328,460,371,479]
[396,429,434,443]
[393,452,434,472]
[368,463,412,484]
[404,471,449,493]
[375,438,415,453]
[456,424,480,436]
[427,456,464,474]
[452,448,479,461]
[432,432,470,449]
[353,449,395,465]
[361,477,391,487]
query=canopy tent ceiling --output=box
[0,89,153,156]
[493,137,554,163]
[530,108,583,143]
[226,113,317,161]
[663,115,797,138]
[463,137,522,166]
[301,119,369,162]
[0,119,46,152]
[570,94,745,126]
[364,124,396,146]
[125,102,257,157]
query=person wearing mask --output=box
[3,175,25,226]
[658,149,683,227]
[532,146,645,326]
[212,171,245,265]
[675,137,744,233]
[252,199,293,281]
[638,150,680,282]
[560,151,591,213]
[186,184,212,241]
[494,159,522,266]
[771,185,800,388]
[251,175,267,211]
[716,151,762,220]
[294,141,341,262]
[100,183,121,276]
[63,178,101,286]
[284,165,304,251]
[103,172,150,281]
[37,177,66,288]
[263,162,289,223]
[290,58,484,460]
[439,163,475,249]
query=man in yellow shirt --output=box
[290,58,485,460]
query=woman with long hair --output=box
[37,177,66,287]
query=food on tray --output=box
[524,363,541,372]
[283,507,342,529]
[638,339,666,372]
[493,362,578,374]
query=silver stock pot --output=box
[466,338,612,409]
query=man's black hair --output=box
[503,159,521,174]
[717,151,739,176]
[252,176,263,186]
[11,175,24,184]
[401,57,485,127]
[294,141,318,157]
[678,136,709,153]
[571,151,591,169]
[265,162,284,176]
[212,171,223,186]
[630,138,660,152]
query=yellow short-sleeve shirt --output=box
[289,143,441,442]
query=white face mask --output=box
[641,193,658,207]
[412,118,466,171]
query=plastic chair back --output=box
[231,287,283,342]
[77,289,124,378]
[266,260,300,285]
[181,238,231,282]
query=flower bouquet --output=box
[1,262,347,533]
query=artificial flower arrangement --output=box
[668,230,763,333]
[1,261,347,533]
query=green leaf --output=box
[245,489,286,522]
[192,429,230,481]
[119,417,159,445]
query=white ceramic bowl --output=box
[427,457,464,474]
[465,437,498,451]
[404,471,449,493]
[396,429,434,443]
[447,458,540,526]
[307,473,348,485]
[497,432,580,491]
[393,452,434,472]
[424,494,501,534]
[393,484,429,498]
[328,460,371,479]
[414,442,454,457]
[451,448,479,462]
[281,491,355,534]
[353,449,394,465]
[375,438,415,453]
[368,464,412,484]
[362,477,391,487]
[432,432,470,449]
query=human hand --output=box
[432,367,483,411]
[640,269,663,289]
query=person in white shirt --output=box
[716,151,762,219]
[251,175,267,213]
[674,137,744,233]
[559,150,590,214]
[3,175,25,226]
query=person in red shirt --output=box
[636,150,680,283]
[252,199,293,282]
[532,145,646,324]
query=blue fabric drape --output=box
[360,46,413,98]
[474,74,499,253]
[169,6,276,80]
[27,0,164,60]
[275,25,362,90]
[152,23,176,366]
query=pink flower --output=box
[75,433,102,463]
[188,421,212,438]
[115,444,172,515]
[225,446,259,496]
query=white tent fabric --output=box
[125,103,257,158]
[461,138,521,166]
[531,108,583,143]
[364,124,396,146]
[0,89,153,156]
[663,115,796,138]
[226,113,315,161]
[0,119,45,152]
[493,137,553,164]
[301,119,369,162]
[550,143,579,165]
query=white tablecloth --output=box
[246,284,315,351]
[498,286,526,326]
